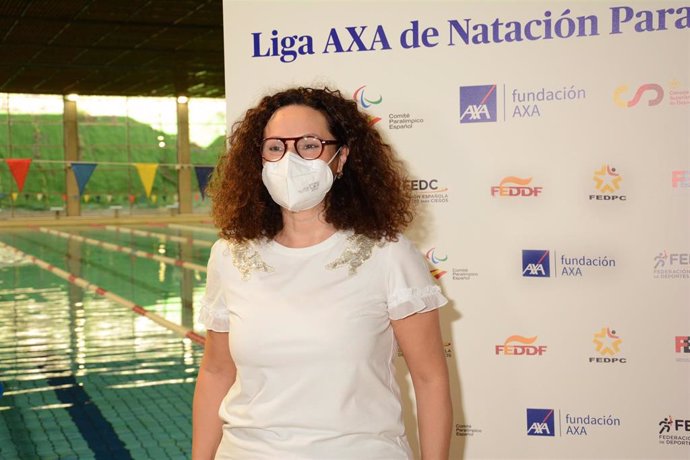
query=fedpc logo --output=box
[527,409,555,437]
[460,85,497,123]
[522,250,550,277]
[613,83,664,108]
[353,85,382,125]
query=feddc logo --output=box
[672,170,690,188]
[353,85,382,126]
[522,250,550,277]
[407,178,449,204]
[590,327,626,364]
[491,176,543,197]
[460,85,497,123]
[653,251,690,279]
[495,335,547,356]
[527,409,556,437]
[590,165,627,201]
[658,416,690,446]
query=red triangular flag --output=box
[5,158,32,192]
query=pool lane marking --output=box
[0,241,206,347]
[38,227,207,273]
[167,223,218,235]
[96,225,214,248]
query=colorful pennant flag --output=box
[71,163,97,196]
[5,158,32,192]
[134,163,158,198]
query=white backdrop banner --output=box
[222,1,689,458]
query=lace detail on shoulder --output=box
[326,234,386,275]
[226,240,274,281]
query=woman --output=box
[192,87,451,460]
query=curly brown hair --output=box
[207,87,413,242]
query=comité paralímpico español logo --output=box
[590,327,625,364]
[425,247,478,281]
[590,164,626,201]
[425,247,448,279]
[352,85,382,126]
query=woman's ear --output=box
[338,145,349,171]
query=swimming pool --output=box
[0,224,215,459]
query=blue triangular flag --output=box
[194,166,214,199]
[71,163,97,196]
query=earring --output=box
[335,171,343,179]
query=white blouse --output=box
[198,230,447,460]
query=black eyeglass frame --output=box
[261,136,340,162]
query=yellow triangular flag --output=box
[11,192,17,201]
[151,194,157,204]
[83,194,90,203]
[134,163,158,198]
[36,193,43,201]
[106,194,113,203]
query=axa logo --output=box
[527,409,555,437]
[353,85,382,126]
[460,85,497,123]
[491,176,543,197]
[522,250,550,277]
[613,83,664,108]
[495,335,547,356]
[425,247,448,279]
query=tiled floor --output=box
[0,225,213,459]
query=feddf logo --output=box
[491,176,543,197]
[672,170,690,188]
[527,409,555,437]
[495,335,547,356]
[522,250,550,277]
[460,85,497,123]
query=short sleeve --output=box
[385,236,448,320]
[197,239,230,332]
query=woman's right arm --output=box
[192,330,237,460]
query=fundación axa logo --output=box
[590,164,626,201]
[590,327,626,364]
[522,250,550,277]
[527,409,623,438]
[491,176,543,197]
[495,335,547,356]
[459,84,497,123]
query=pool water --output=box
[0,224,215,459]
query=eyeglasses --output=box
[261,136,339,162]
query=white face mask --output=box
[261,149,341,212]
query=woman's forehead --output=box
[264,105,331,136]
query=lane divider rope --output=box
[0,241,206,346]
[167,223,218,235]
[39,227,207,272]
[96,225,214,248]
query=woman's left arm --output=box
[392,309,452,460]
